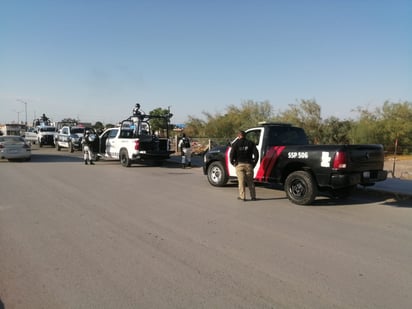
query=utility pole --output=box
[17,99,28,126]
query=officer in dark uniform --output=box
[230,130,259,201]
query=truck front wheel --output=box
[207,161,228,187]
[285,171,318,205]
[120,149,131,167]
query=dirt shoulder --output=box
[384,156,412,180]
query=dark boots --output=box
[84,160,94,165]
[182,162,191,169]
[85,160,88,165]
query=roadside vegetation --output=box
[181,99,412,155]
[87,100,411,156]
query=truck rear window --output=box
[267,127,308,146]
[119,130,134,138]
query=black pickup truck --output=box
[203,123,387,205]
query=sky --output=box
[1,0,411,126]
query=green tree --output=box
[349,106,380,144]
[185,100,275,138]
[148,108,172,134]
[184,116,207,137]
[321,117,353,144]
[93,121,105,131]
[376,101,412,153]
[105,123,115,129]
[276,99,322,143]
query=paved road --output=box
[1,148,412,308]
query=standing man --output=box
[178,133,192,168]
[82,130,95,165]
[230,130,259,201]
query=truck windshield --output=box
[71,128,85,134]
[39,127,56,132]
[119,130,134,138]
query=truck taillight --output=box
[134,140,140,151]
[333,151,347,169]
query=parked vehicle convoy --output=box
[203,122,388,205]
[55,126,96,152]
[95,110,174,167]
[0,136,31,161]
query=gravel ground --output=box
[384,157,412,180]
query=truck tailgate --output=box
[346,144,385,171]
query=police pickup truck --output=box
[95,114,174,167]
[36,125,56,147]
[55,126,95,152]
[24,125,56,147]
[203,122,387,205]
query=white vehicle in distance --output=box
[0,136,31,161]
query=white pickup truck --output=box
[24,128,39,144]
[37,126,56,147]
[24,126,56,147]
[96,118,174,167]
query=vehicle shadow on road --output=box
[312,190,412,208]
[259,184,412,207]
[30,153,83,163]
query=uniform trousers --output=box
[181,147,192,164]
[235,163,256,200]
[83,145,94,161]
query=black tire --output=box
[284,171,318,205]
[207,161,229,187]
[120,149,131,167]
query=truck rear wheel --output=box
[285,171,317,205]
[207,161,228,187]
[120,149,131,167]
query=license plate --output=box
[363,171,370,178]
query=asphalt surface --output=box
[1,148,411,309]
